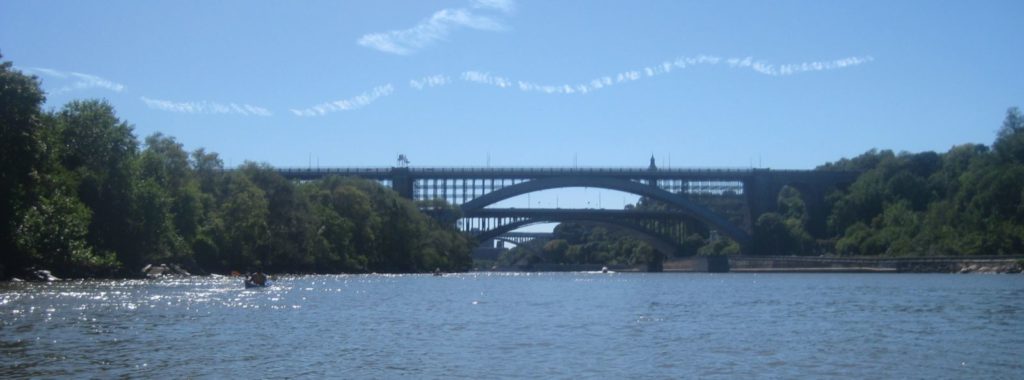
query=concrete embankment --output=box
[484,256,1024,274]
[723,256,1024,274]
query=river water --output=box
[2,273,1022,379]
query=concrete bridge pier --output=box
[390,167,415,199]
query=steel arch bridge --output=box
[275,163,858,254]
[493,232,554,246]
[461,208,705,256]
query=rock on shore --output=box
[142,264,192,278]
[958,262,1024,274]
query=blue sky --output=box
[2,0,1022,170]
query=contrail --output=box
[454,55,874,94]
[410,75,452,90]
[290,85,394,117]
[356,1,511,55]
[141,97,272,116]
[27,67,126,94]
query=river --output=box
[2,273,1022,378]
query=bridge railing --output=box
[232,166,848,175]
[411,166,759,173]
[274,167,394,174]
[270,166,772,174]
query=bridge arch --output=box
[460,177,751,248]
[494,236,530,247]
[491,236,548,256]
[475,217,684,256]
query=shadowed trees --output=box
[822,107,1024,256]
[0,55,472,278]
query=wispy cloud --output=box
[454,55,874,94]
[461,71,513,88]
[357,1,514,55]
[290,85,394,117]
[472,0,516,13]
[140,97,272,117]
[27,67,126,94]
[410,74,452,90]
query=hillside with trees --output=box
[504,107,1024,266]
[817,107,1024,256]
[1,56,472,279]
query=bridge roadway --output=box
[490,232,554,250]
[460,207,700,254]
[500,231,554,239]
[467,207,693,220]
[275,166,828,181]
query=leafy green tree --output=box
[824,107,1024,257]
[136,133,202,265]
[218,172,270,270]
[54,100,139,269]
[994,107,1024,163]
[0,55,48,275]
[543,239,569,262]
[15,186,118,276]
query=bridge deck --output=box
[272,166,852,181]
[467,208,695,219]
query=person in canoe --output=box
[245,271,269,288]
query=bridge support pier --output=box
[390,168,414,199]
[745,170,851,253]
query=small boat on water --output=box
[244,272,271,288]
[583,266,616,274]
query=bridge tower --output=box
[390,167,415,199]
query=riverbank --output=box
[480,256,1024,274]
[6,256,1023,281]
[722,256,1024,274]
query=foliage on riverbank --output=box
[507,107,1024,262]
[750,110,1024,257]
[497,223,660,268]
[498,196,716,267]
[0,56,472,278]
[813,108,1024,256]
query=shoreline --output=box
[4,256,1023,282]
[721,255,1024,274]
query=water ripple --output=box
[1,273,1022,378]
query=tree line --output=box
[506,107,1024,265]
[1,56,472,279]
[753,107,1024,257]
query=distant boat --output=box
[584,266,616,274]
[244,273,271,288]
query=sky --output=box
[2,0,1023,172]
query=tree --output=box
[0,54,48,275]
[137,133,201,265]
[543,239,569,262]
[54,100,139,269]
[218,173,270,270]
[994,107,1024,163]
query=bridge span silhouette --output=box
[275,163,858,255]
